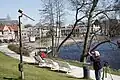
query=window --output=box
[24,33,26,35]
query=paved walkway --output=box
[68,66,120,80]
[0,44,36,63]
[0,44,120,80]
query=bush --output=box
[8,44,30,57]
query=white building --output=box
[0,25,18,42]
[91,19,101,34]
[61,25,87,38]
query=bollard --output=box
[83,65,90,79]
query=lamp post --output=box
[18,9,35,80]
[18,13,24,80]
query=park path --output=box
[0,44,36,63]
[0,44,120,80]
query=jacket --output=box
[90,56,102,70]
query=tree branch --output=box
[56,15,86,52]
[92,9,120,19]
[90,40,110,52]
[81,0,98,62]
[88,29,101,50]
[76,0,85,21]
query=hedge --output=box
[8,44,30,57]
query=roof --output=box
[11,25,18,31]
[0,25,18,31]
[0,25,4,31]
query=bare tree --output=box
[57,0,120,57]
[38,0,55,57]
[39,0,65,57]
[114,0,120,18]
[57,0,99,59]
[54,0,65,56]
[56,0,120,78]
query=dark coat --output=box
[90,56,102,70]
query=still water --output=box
[59,40,120,70]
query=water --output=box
[59,41,120,70]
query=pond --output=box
[59,40,120,70]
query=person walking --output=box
[89,51,102,80]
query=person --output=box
[40,51,47,59]
[88,51,102,80]
[117,40,120,48]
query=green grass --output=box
[0,52,91,80]
[107,67,120,76]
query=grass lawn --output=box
[0,52,91,80]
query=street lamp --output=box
[18,9,35,80]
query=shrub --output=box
[8,44,30,57]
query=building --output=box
[0,24,18,42]
[91,19,102,35]
[0,16,18,42]
[21,28,29,42]
[101,19,120,37]
[21,24,42,42]
[61,25,87,38]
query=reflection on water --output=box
[59,41,120,69]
